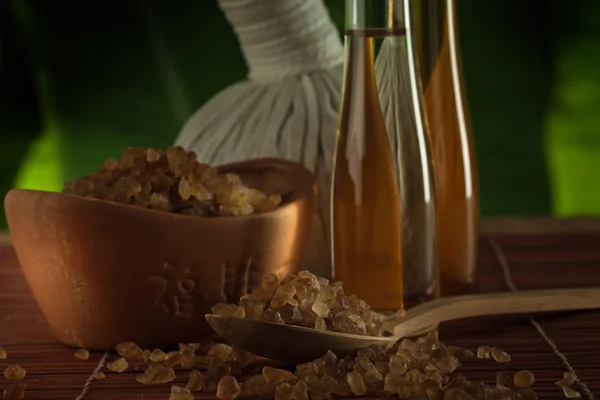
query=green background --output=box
[1,0,599,230]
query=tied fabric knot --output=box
[218,0,343,82]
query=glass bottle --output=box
[415,0,479,296]
[332,0,437,311]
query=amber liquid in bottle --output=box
[420,1,479,296]
[332,29,403,311]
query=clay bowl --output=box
[4,158,317,351]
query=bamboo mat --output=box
[1,234,599,399]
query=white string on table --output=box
[75,351,109,400]
[489,237,594,400]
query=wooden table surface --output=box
[1,218,599,399]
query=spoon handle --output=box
[387,287,600,338]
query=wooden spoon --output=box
[206,287,600,363]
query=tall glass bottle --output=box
[332,0,437,311]
[416,0,479,296]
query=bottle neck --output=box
[416,0,453,85]
[345,0,407,31]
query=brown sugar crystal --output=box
[186,370,203,391]
[0,348,6,360]
[3,365,26,381]
[217,375,241,400]
[304,376,328,398]
[491,346,512,363]
[514,370,535,388]
[63,146,281,217]
[384,372,411,394]
[136,364,176,385]
[179,342,201,355]
[262,366,297,383]
[169,385,194,400]
[346,371,367,395]
[92,371,106,380]
[106,357,129,372]
[476,345,491,359]
[562,386,582,398]
[213,270,383,336]
[207,344,235,366]
[115,341,145,360]
[239,374,268,397]
[2,383,26,400]
[275,382,294,400]
[74,348,90,360]
[292,380,309,400]
[149,348,168,362]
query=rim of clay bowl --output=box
[5,157,317,223]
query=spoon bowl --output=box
[205,314,394,363]
[206,287,600,362]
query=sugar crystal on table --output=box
[3,365,25,380]
[305,375,329,399]
[389,354,408,374]
[186,370,203,391]
[239,374,267,397]
[295,361,319,379]
[477,345,491,359]
[163,352,183,367]
[169,385,194,400]
[92,371,105,380]
[180,353,195,369]
[354,357,382,384]
[74,348,90,360]
[435,354,460,373]
[514,370,535,388]
[563,386,582,398]
[406,368,423,386]
[106,357,129,372]
[216,375,241,400]
[274,382,294,400]
[329,378,352,396]
[384,372,410,394]
[136,364,176,384]
[0,348,6,360]
[346,371,367,395]
[292,379,309,400]
[262,366,296,383]
[146,348,166,362]
[179,342,201,354]
[2,383,26,400]
[207,344,234,366]
[491,346,512,363]
[116,341,145,360]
